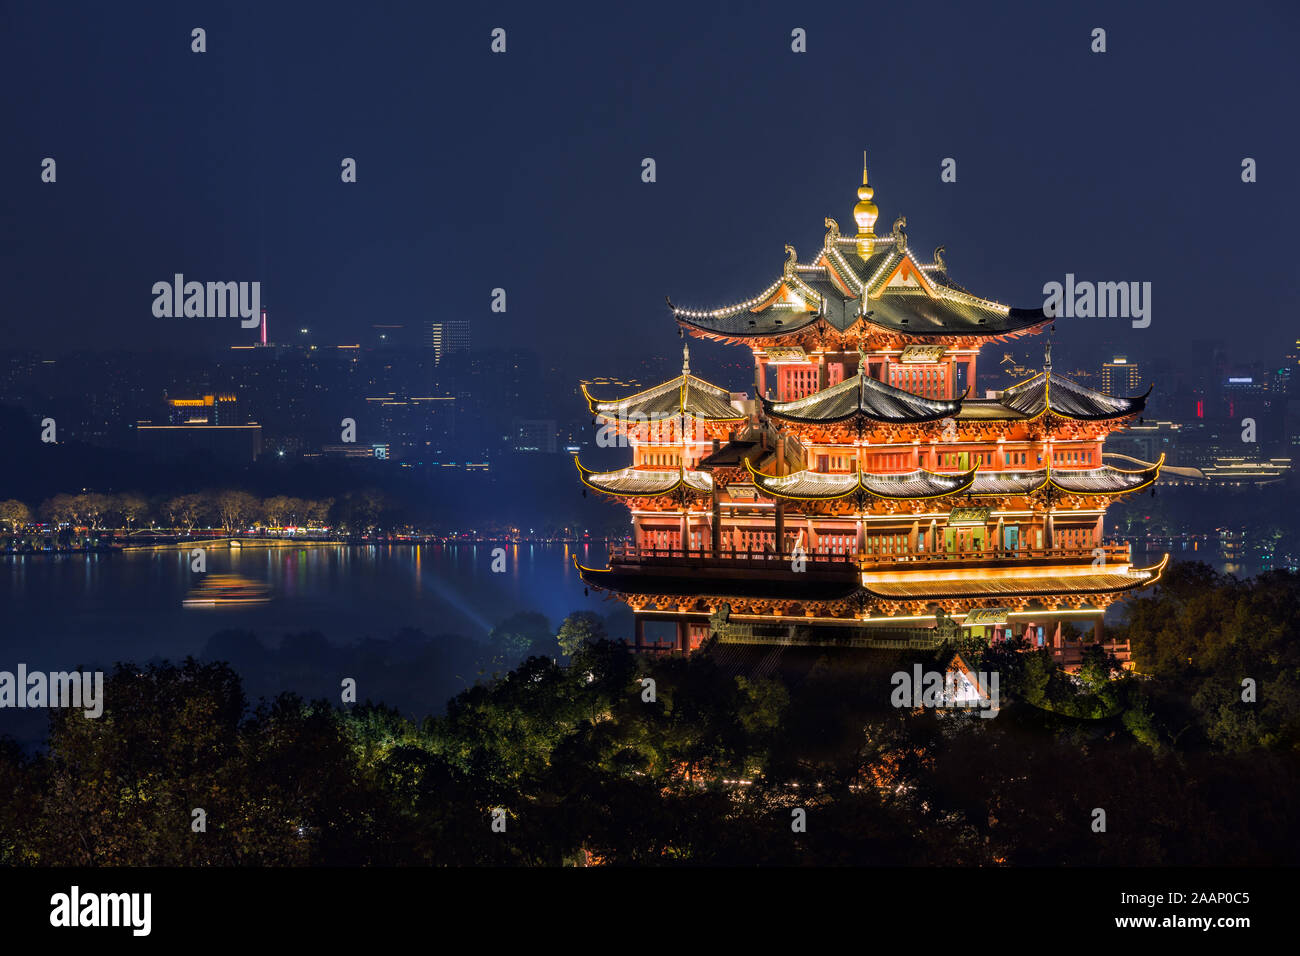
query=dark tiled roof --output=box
[1001,371,1148,420]
[584,374,744,422]
[863,297,1045,337]
[698,425,803,474]
[699,440,760,468]
[964,461,1160,497]
[957,400,1029,421]
[750,466,977,501]
[765,372,960,424]
[1050,460,1161,494]
[672,240,1049,339]
[575,462,712,497]
[971,470,1049,496]
[675,290,1047,340]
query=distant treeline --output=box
[0,484,611,538]
[0,402,625,536]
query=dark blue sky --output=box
[4,0,1297,372]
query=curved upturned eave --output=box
[575,554,1171,602]
[580,376,746,424]
[762,382,965,426]
[676,308,1049,342]
[1000,372,1153,423]
[1046,383,1153,422]
[857,305,1051,340]
[862,554,1171,601]
[1047,454,1164,495]
[673,309,822,339]
[744,459,979,501]
[968,469,1052,497]
[574,458,711,498]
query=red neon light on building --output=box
[1196,399,1204,418]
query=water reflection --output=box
[182,573,272,609]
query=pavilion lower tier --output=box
[626,607,1130,671]
[577,549,1168,670]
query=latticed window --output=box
[778,365,819,401]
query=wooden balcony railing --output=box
[609,546,855,571]
[608,543,1131,571]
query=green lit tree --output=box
[556,611,608,656]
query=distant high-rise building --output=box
[1101,356,1142,395]
[165,393,240,426]
[426,321,471,365]
[510,418,557,454]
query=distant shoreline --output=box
[4,537,616,556]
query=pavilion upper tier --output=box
[669,166,1051,350]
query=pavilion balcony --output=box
[609,545,856,573]
[607,543,1132,574]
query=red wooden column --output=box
[634,616,645,651]
[711,488,721,556]
[676,620,688,653]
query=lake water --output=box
[0,543,627,744]
[1,542,629,661]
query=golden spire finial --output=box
[682,341,690,375]
[853,152,879,256]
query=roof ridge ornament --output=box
[891,216,907,253]
[933,245,945,271]
[783,244,797,276]
[682,341,691,375]
[852,154,879,256]
[823,218,840,248]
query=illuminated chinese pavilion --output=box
[576,164,1166,666]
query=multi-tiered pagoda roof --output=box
[573,160,1166,661]
[670,225,1050,346]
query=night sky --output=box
[4,0,1298,372]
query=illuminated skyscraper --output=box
[1101,356,1142,396]
[426,321,471,365]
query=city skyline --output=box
[5,3,1298,370]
